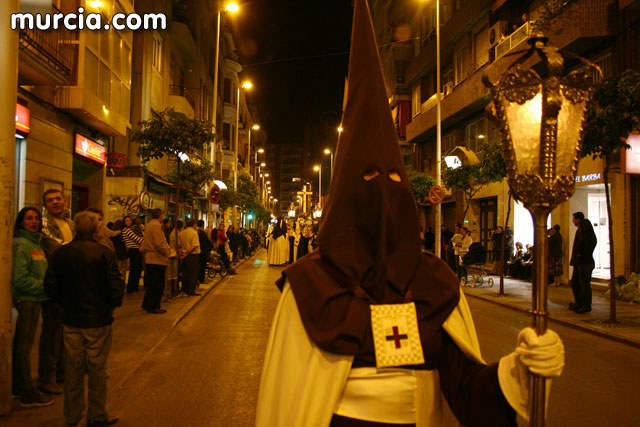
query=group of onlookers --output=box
[12,189,122,426]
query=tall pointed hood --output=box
[278,0,459,362]
[318,0,421,301]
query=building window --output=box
[443,130,456,156]
[412,84,421,118]
[474,27,489,69]
[152,34,163,72]
[467,117,486,153]
[454,42,469,85]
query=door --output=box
[480,197,497,260]
[588,194,610,270]
[72,184,89,215]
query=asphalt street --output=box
[2,249,638,426]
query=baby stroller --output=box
[460,242,494,288]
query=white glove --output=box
[516,327,565,377]
[498,327,564,420]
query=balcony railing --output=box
[494,21,534,60]
[18,5,76,82]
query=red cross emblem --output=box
[385,326,409,349]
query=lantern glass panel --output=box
[556,98,587,177]
[506,92,542,174]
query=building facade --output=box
[15,0,264,230]
[372,0,640,282]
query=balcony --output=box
[168,85,195,119]
[494,21,533,60]
[170,21,198,63]
[18,6,77,86]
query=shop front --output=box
[14,102,30,217]
[568,157,610,280]
[72,133,106,215]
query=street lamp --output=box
[254,146,264,180]
[313,165,322,208]
[233,80,253,227]
[324,148,334,179]
[211,2,239,166]
[210,2,239,226]
[248,124,260,180]
[484,34,595,426]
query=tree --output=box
[407,170,436,205]
[582,70,640,324]
[165,160,214,191]
[218,173,265,227]
[131,108,214,274]
[442,140,506,221]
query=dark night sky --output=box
[230,0,354,140]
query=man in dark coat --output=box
[45,211,124,427]
[569,212,597,313]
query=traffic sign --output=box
[428,185,445,204]
[209,184,221,204]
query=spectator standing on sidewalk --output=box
[40,188,75,395]
[197,219,213,284]
[569,212,597,314]
[162,218,172,243]
[122,215,143,294]
[110,220,128,280]
[45,210,124,427]
[86,208,121,253]
[181,219,201,296]
[216,226,236,275]
[548,225,563,286]
[456,227,473,282]
[168,220,184,297]
[12,207,54,408]
[142,209,173,313]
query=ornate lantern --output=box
[483,34,597,426]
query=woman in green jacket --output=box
[12,206,53,408]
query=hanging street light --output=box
[483,34,597,427]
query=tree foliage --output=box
[407,170,436,205]
[218,173,270,223]
[582,70,640,160]
[132,108,214,164]
[581,69,640,324]
[165,160,214,190]
[442,140,506,220]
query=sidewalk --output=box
[462,274,640,348]
[1,252,257,426]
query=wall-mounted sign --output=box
[107,153,126,169]
[139,192,151,210]
[74,134,106,165]
[575,173,601,183]
[15,104,30,137]
[622,134,640,175]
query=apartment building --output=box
[16,0,134,219]
[372,0,640,280]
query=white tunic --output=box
[267,235,289,266]
[256,282,489,427]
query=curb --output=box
[464,292,640,349]
[114,252,258,391]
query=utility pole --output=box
[0,0,19,415]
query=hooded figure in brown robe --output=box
[257,1,564,425]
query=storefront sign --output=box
[575,173,601,183]
[622,134,640,175]
[107,153,126,169]
[15,104,30,137]
[74,134,106,165]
